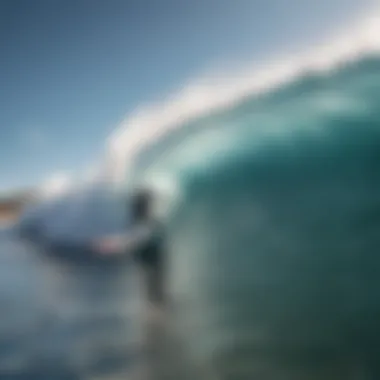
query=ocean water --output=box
[135,54,380,378]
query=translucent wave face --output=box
[141,56,380,378]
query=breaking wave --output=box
[106,10,380,189]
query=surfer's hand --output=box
[92,236,124,255]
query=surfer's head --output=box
[130,188,153,222]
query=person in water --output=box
[95,189,165,307]
[129,189,165,307]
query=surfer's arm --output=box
[92,225,154,255]
[120,225,153,251]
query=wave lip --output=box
[107,10,380,183]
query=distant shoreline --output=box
[0,211,18,223]
[0,190,37,223]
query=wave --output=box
[153,53,380,380]
[99,10,380,376]
[106,9,380,184]
[124,53,380,222]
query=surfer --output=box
[128,189,165,307]
[94,189,165,307]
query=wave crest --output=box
[107,10,380,183]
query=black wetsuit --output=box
[132,221,165,306]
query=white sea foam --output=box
[38,172,73,200]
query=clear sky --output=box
[0,0,375,192]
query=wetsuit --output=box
[128,222,165,306]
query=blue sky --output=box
[0,0,375,192]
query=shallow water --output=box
[0,228,143,379]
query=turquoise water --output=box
[138,54,380,378]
